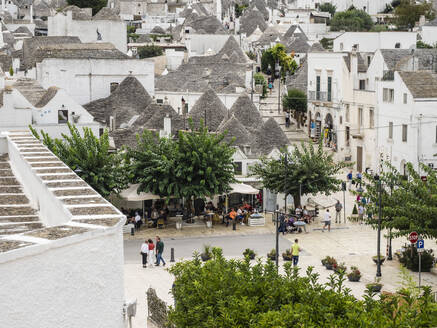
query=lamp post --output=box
[375,174,382,277]
[387,183,393,260]
[275,60,281,114]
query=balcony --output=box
[308,91,328,102]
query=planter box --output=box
[282,255,293,261]
[372,256,386,265]
[325,264,334,270]
[201,254,211,262]
[348,276,360,282]
[267,255,276,261]
[367,284,382,293]
[244,253,255,260]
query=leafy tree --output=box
[330,9,374,31]
[66,0,106,15]
[168,248,437,327]
[320,37,333,49]
[394,0,435,30]
[137,45,163,59]
[127,120,235,211]
[254,72,267,98]
[250,141,349,206]
[234,3,248,17]
[359,162,437,239]
[261,43,298,79]
[417,40,434,49]
[282,89,307,129]
[319,3,336,17]
[30,123,129,198]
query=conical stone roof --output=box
[240,9,267,36]
[218,115,253,146]
[229,93,263,132]
[252,118,289,155]
[144,104,185,133]
[217,36,248,63]
[189,88,228,131]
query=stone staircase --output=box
[258,78,309,144]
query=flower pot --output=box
[348,276,360,282]
[372,256,386,265]
[201,253,211,262]
[244,253,255,260]
[282,255,293,261]
[267,255,276,261]
[368,284,382,293]
[325,264,333,270]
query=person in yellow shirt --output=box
[291,239,302,266]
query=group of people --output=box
[278,206,313,234]
[346,170,363,190]
[225,202,253,227]
[140,236,166,268]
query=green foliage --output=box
[127,25,136,34]
[330,9,374,31]
[383,4,393,13]
[320,37,333,49]
[359,162,437,239]
[261,44,298,78]
[394,0,435,30]
[8,67,13,76]
[352,203,358,214]
[282,89,307,113]
[417,40,434,49]
[66,0,106,15]
[246,51,256,60]
[370,24,389,32]
[137,45,163,59]
[398,244,435,272]
[319,3,336,16]
[234,3,248,17]
[168,249,437,327]
[250,141,349,206]
[127,120,235,205]
[254,73,268,98]
[29,123,129,198]
[243,248,255,258]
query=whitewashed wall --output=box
[185,34,230,57]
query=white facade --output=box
[36,58,154,105]
[185,34,230,57]
[48,11,127,53]
[420,25,437,47]
[333,32,417,53]
[286,0,391,15]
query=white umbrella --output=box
[229,183,259,195]
[120,184,162,201]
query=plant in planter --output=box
[200,245,212,262]
[398,244,435,272]
[333,262,346,274]
[366,278,383,293]
[267,249,276,261]
[243,248,256,260]
[324,256,337,270]
[282,249,293,261]
[372,255,386,265]
[347,266,361,282]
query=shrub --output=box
[254,73,267,98]
[398,244,435,272]
[138,45,163,58]
[200,245,212,261]
[347,266,361,281]
[243,248,255,259]
[282,248,293,261]
[9,67,13,76]
[267,248,276,259]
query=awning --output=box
[120,184,162,201]
[229,183,259,195]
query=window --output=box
[358,108,363,127]
[369,108,374,128]
[403,93,407,104]
[389,122,393,139]
[395,42,401,48]
[359,79,365,90]
[339,116,343,124]
[340,42,343,51]
[367,56,371,66]
[110,82,119,93]
[402,124,408,142]
[157,99,164,104]
[58,110,68,124]
[316,75,321,100]
[327,76,332,101]
[345,104,350,122]
[234,162,242,175]
[383,88,394,103]
[345,126,350,146]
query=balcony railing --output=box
[308,91,327,102]
[382,70,394,81]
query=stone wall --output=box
[147,288,171,328]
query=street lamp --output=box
[275,60,281,114]
[374,174,382,277]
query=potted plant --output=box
[282,249,293,261]
[366,279,383,293]
[267,249,276,261]
[347,266,361,282]
[323,256,337,270]
[243,248,256,260]
[333,262,347,273]
[372,255,386,265]
[200,245,212,262]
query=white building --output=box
[420,18,437,47]
[333,32,417,53]
[48,6,127,53]
[285,0,392,16]
[0,130,127,328]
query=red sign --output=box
[408,231,418,244]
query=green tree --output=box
[250,141,349,206]
[254,72,268,98]
[319,3,336,17]
[66,0,106,15]
[127,120,235,211]
[168,248,437,327]
[282,89,307,129]
[234,3,248,17]
[359,162,437,239]
[137,45,163,59]
[394,0,435,30]
[261,43,298,79]
[417,40,434,49]
[330,9,374,31]
[30,123,129,198]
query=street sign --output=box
[408,231,418,244]
[417,239,424,251]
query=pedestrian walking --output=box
[140,240,149,268]
[322,209,331,232]
[155,236,166,266]
[358,204,365,224]
[134,212,142,230]
[356,171,362,189]
[335,200,342,223]
[148,239,155,267]
[347,171,353,190]
[291,239,302,266]
[285,111,290,128]
[268,81,273,94]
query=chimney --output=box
[350,50,358,89]
[109,115,116,131]
[30,3,33,23]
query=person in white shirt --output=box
[140,240,149,268]
[322,209,331,232]
[135,212,142,230]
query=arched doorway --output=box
[323,113,335,149]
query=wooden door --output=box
[357,146,363,172]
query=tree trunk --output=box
[293,192,301,207]
[296,111,300,129]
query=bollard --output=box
[131,227,135,236]
[170,247,175,262]
[232,221,236,230]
